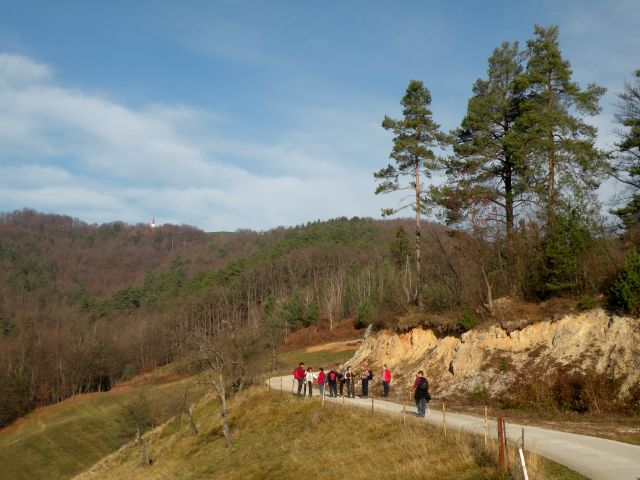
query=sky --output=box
[0,1,638,232]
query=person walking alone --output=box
[413,371,431,417]
[293,362,305,396]
[304,367,316,397]
[380,365,392,397]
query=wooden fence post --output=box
[497,416,506,469]
[280,378,283,395]
[442,402,447,437]
[502,418,509,468]
[484,405,488,446]
[371,397,374,415]
[403,404,406,426]
[521,427,525,450]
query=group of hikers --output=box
[292,362,431,416]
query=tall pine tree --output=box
[519,25,606,212]
[611,69,640,228]
[374,80,449,308]
[433,42,528,287]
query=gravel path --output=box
[267,375,640,480]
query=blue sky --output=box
[0,1,638,231]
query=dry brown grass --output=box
[74,388,587,480]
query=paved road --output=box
[267,375,640,480]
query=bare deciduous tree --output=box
[190,321,260,448]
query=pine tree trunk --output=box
[547,78,556,206]
[415,159,422,309]
[504,157,515,292]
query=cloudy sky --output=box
[0,1,638,231]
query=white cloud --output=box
[0,53,51,85]
[0,53,395,231]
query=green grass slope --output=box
[74,388,586,480]
[0,369,205,480]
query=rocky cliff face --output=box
[347,308,640,399]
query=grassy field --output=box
[0,368,206,480]
[74,387,587,480]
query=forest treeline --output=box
[1,24,640,427]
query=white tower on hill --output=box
[150,217,157,228]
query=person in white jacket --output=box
[304,367,316,397]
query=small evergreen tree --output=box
[610,250,640,315]
[355,297,375,328]
[390,225,411,268]
[540,207,591,295]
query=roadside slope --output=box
[267,375,640,480]
[75,386,584,480]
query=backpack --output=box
[418,377,429,392]
[367,370,373,381]
[329,371,336,382]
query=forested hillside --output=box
[0,209,422,426]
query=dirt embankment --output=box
[283,317,364,350]
[347,308,640,399]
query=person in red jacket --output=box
[380,365,392,397]
[293,362,305,396]
[317,367,326,397]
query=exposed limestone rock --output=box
[347,308,640,399]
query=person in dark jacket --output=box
[327,368,338,397]
[338,364,346,397]
[360,365,371,398]
[345,365,356,398]
[413,370,431,417]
